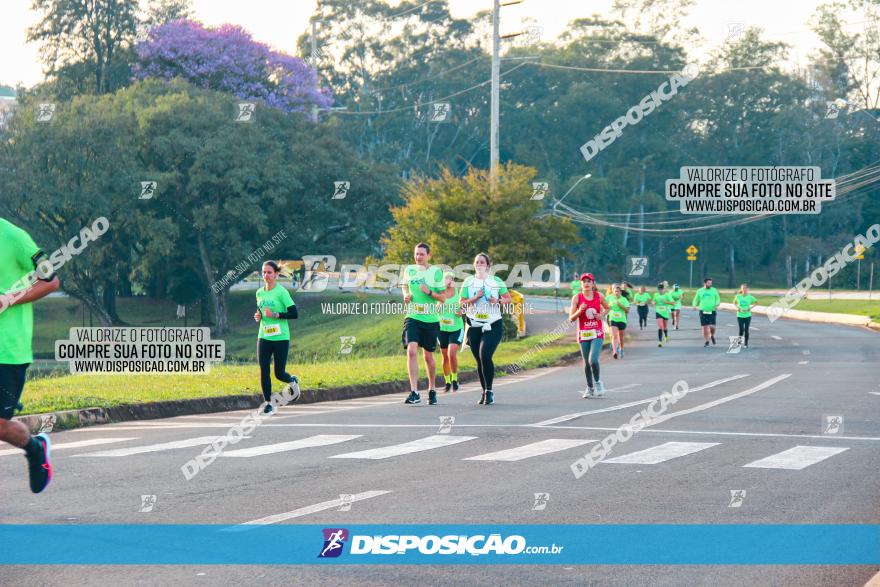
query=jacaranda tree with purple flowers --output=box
[134,19,332,115]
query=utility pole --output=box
[490,0,501,188]
[310,21,318,123]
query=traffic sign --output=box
[686,245,698,256]
[687,255,697,261]
[855,244,865,260]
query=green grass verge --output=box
[20,330,576,415]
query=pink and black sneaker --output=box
[26,433,52,493]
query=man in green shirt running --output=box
[692,277,722,347]
[606,283,630,359]
[401,243,447,405]
[733,283,758,349]
[0,218,59,493]
[438,271,464,392]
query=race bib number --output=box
[262,324,281,336]
[413,303,428,314]
[475,312,490,321]
[579,329,598,341]
[702,310,713,315]
[440,317,454,326]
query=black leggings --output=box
[737,316,752,345]
[467,320,503,391]
[258,339,294,401]
[637,305,649,327]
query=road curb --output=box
[717,303,877,328]
[13,351,582,434]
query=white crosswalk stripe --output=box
[73,436,247,457]
[329,435,477,460]
[743,446,849,470]
[0,437,139,457]
[464,438,595,462]
[220,435,361,457]
[602,441,719,465]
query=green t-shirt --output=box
[634,292,652,306]
[403,264,444,323]
[606,293,631,323]
[653,292,672,318]
[439,287,463,332]
[734,293,758,318]
[693,287,721,313]
[670,289,684,309]
[0,218,42,364]
[570,280,581,295]
[256,284,295,341]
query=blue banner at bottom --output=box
[0,525,877,565]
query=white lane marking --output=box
[235,490,392,527]
[802,350,811,355]
[645,374,791,427]
[329,435,477,460]
[798,361,809,365]
[73,435,247,457]
[464,438,595,462]
[220,435,361,457]
[751,326,761,331]
[533,374,750,426]
[743,446,849,470]
[870,392,880,396]
[603,384,642,393]
[603,441,719,465]
[771,335,783,340]
[0,437,139,457]
[535,425,880,442]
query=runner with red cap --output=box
[569,272,610,398]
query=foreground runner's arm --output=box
[691,289,702,308]
[0,250,60,314]
[569,296,586,322]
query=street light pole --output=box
[490,0,501,188]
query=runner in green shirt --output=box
[253,261,300,414]
[570,272,581,298]
[438,271,464,392]
[634,286,652,330]
[692,277,722,347]
[652,282,673,347]
[733,283,758,349]
[606,283,631,359]
[401,243,447,405]
[0,218,59,493]
[669,283,684,330]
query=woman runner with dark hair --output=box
[253,261,300,414]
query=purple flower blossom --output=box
[133,20,333,114]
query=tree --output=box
[142,0,193,28]
[28,0,139,95]
[134,20,332,114]
[381,163,579,272]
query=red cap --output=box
[580,272,595,281]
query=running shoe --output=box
[452,380,459,392]
[27,433,52,494]
[287,377,301,403]
[595,381,605,397]
[405,391,421,405]
[658,342,663,347]
[665,335,669,342]
[478,391,487,405]
[619,348,625,359]
[428,389,437,405]
[444,382,451,393]
[263,403,274,414]
[612,349,618,359]
[485,390,494,405]
[711,335,716,345]
[704,341,710,347]
[743,344,749,349]
[582,387,594,399]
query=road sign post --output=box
[855,244,865,290]
[686,245,698,289]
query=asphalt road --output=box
[2,308,879,586]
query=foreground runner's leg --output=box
[423,347,438,405]
[257,339,275,412]
[405,340,422,404]
[467,325,487,403]
[0,365,52,494]
[579,341,595,397]
[587,338,604,397]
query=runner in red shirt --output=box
[568,273,610,398]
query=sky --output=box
[0,0,849,88]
